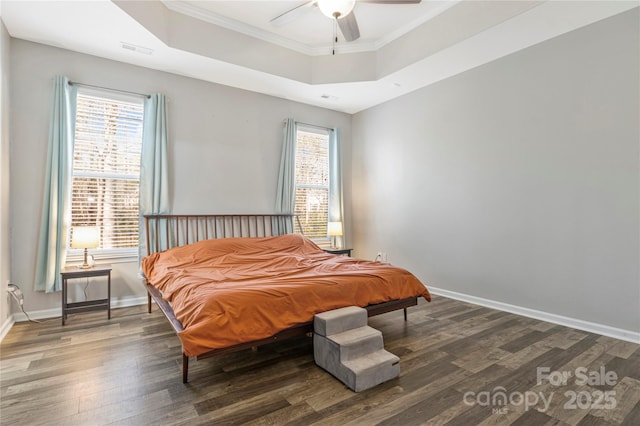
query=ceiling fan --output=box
[270,0,422,46]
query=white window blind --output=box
[294,128,330,241]
[70,91,144,254]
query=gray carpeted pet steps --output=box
[313,306,400,392]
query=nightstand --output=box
[61,265,112,325]
[323,248,353,257]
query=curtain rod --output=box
[68,81,150,99]
[285,120,334,132]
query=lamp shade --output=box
[317,0,356,19]
[328,221,343,237]
[71,226,100,249]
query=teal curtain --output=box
[34,76,77,292]
[328,128,344,247]
[139,93,170,260]
[275,118,296,214]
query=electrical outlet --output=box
[374,252,388,263]
[7,284,24,306]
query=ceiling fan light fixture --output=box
[317,0,356,19]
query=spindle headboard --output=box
[144,214,299,255]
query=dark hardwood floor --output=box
[1,295,639,425]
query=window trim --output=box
[66,248,138,264]
[294,125,332,246]
[67,87,144,258]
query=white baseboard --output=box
[3,290,639,345]
[0,315,15,342]
[429,286,640,344]
[3,296,148,335]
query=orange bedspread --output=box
[142,234,430,357]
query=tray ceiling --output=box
[1,1,636,113]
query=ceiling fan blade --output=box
[358,0,422,3]
[338,11,360,42]
[270,1,316,27]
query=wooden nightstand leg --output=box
[403,308,407,321]
[61,278,66,326]
[107,272,111,320]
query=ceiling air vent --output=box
[120,42,153,55]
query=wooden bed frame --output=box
[142,214,418,383]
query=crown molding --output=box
[163,0,319,55]
[372,0,460,50]
[162,0,458,57]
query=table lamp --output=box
[71,226,100,269]
[328,221,343,249]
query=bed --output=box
[141,214,430,382]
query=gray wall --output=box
[6,9,639,337]
[1,20,11,328]
[352,10,639,333]
[9,39,352,314]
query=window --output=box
[68,89,144,258]
[294,127,330,243]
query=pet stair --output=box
[313,306,400,392]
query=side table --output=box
[61,265,112,325]
[323,248,353,257]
